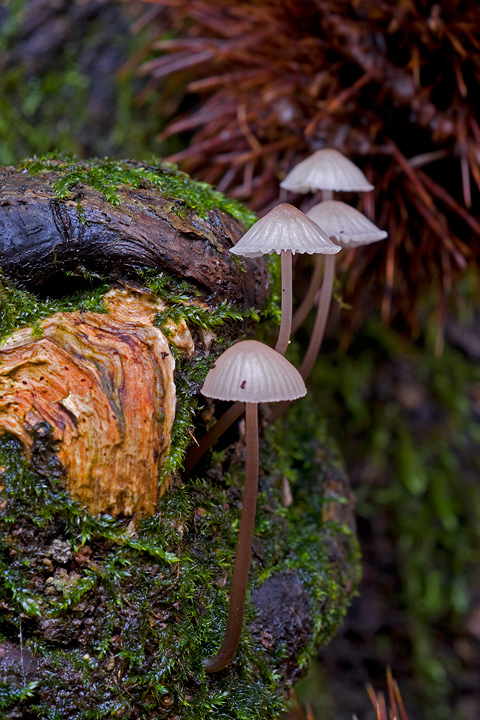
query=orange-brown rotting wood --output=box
[0,289,191,517]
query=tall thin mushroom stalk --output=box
[298,251,336,380]
[291,194,330,334]
[275,248,294,355]
[183,400,244,476]
[271,200,387,422]
[201,340,306,672]
[204,399,259,673]
[300,200,387,381]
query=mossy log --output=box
[0,158,268,518]
[0,159,360,720]
[0,158,267,307]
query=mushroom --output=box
[230,203,340,355]
[201,340,306,672]
[183,203,338,477]
[299,200,387,380]
[307,200,388,249]
[280,148,374,195]
[280,149,374,332]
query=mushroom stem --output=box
[291,189,333,334]
[275,249,293,355]
[204,401,259,673]
[270,256,336,422]
[183,401,244,477]
[291,254,324,333]
[183,247,296,475]
[299,253,336,380]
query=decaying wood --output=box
[0,288,193,517]
[0,156,359,711]
[0,163,269,308]
[0,158,270,517]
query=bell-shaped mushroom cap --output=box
[280,149,374,193]
[230,203,341,258]
[307,200,387,248]
[202,340,307,403]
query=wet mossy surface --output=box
[0,155,267,307]
[0,394,359,720]
[20,155,258,228]
[0,270,358,719]
[0,269,110,343]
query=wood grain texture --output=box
[0,290,181,516]
[0,164,269,308]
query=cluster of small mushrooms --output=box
[200,148,387,672]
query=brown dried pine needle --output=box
[131,0,480,332]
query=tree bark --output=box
[0,161,269,308]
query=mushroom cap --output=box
[201,340,307,403]
[307,200,387,248]
[230,203,341,258]
[280,149,374,193]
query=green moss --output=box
[0,389,357,719]
[20,155,257,228]
[0,0,160,165]
[140,268,260,332]
[261,399,360,667]
[0,270,109,344]
[0,169,355,717]
[0,681,40,711]
[0,53,90,165]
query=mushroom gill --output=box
[0,288,188,517]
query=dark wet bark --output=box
[0,164,269,308]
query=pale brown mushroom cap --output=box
[280,148,374,193]
[201,340,307,403]
[307,200,387,248]
[230,203,340,258]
